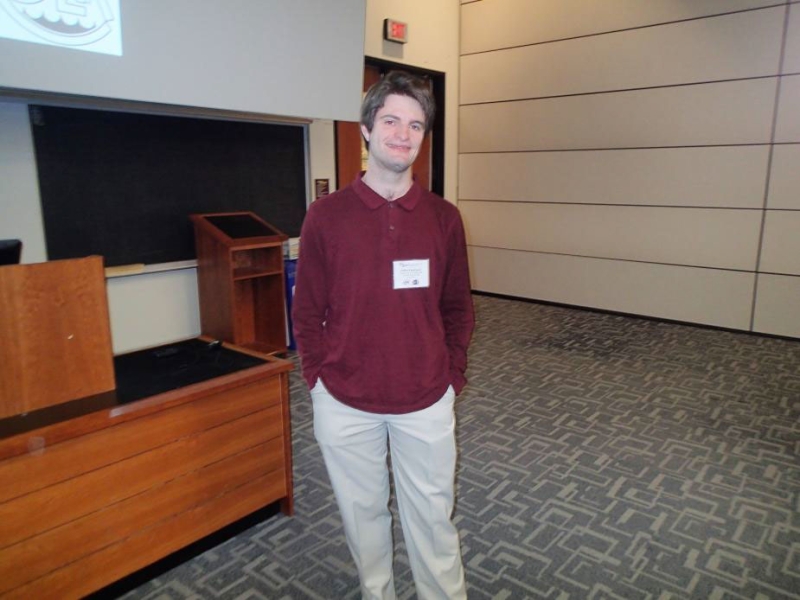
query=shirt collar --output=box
[353,172,421,211]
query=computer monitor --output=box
[0,240,22,266]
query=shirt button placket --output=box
[388,202,398,251]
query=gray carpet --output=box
[122,294,800,599]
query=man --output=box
[292,70,474,600]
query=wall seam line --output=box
[750,0,792,332]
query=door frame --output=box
[335,57,446,196]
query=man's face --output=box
[361,94,426,175]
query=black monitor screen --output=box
[0,240,22,266]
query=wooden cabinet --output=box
[192,212,289,355]
[0,342,293,599]
[0,257,293,599]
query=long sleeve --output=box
[440,211,475,394]
[291,206,328,389]
[291,179,472,412]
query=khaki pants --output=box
[311,379,467,600]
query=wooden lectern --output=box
[0,256,293,598]
[191,211,289,355]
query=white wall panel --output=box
[461,0,782,54]
[459,147,769,208]
[783,3,800,74]
[0,102,47,264]
[460,79,777,152]
[759,211,800,275]
[106,268,201,355]
[767,144,800,209]
[775,74,800,142]
[468,246,755,330]
[309,119,336,193]
[461,202,761,271]
[752,273,800,337]
[461,9,783,104]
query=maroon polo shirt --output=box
[292,174,475,414]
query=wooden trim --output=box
[0,357,291,461]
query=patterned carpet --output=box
[118,294,800,599]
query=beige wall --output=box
[460,0,800,338]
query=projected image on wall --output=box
[0,0,122,56]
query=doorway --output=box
[335,58,445,196]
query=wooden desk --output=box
[0,338,293,599]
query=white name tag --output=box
[393,259,429,289]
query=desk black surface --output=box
[114,338,266,403]
[0,339,267,440]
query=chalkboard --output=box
[30,105,307,268]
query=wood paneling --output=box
[461,0,782,54]
[459,147,769,208]
[0,405,283,549]
[336,120,366,189]
[5,475,285,600]
[0,441,283,594]
[460,78,777,152]
[461,8,783,104]
[0,377,277,503]
[462,202,761,271]
[0,257,115,418]
[753,274,800,337]
[767,144,800,209]
[194,231,235,342]
[468,246,755,330]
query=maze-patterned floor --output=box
[122,294,800,599]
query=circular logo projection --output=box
[0,0,116,47]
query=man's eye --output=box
[411,124,422,131]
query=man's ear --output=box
[360,124,370,143]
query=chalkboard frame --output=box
[30,105,308,268]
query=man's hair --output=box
[360,70,436,137]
